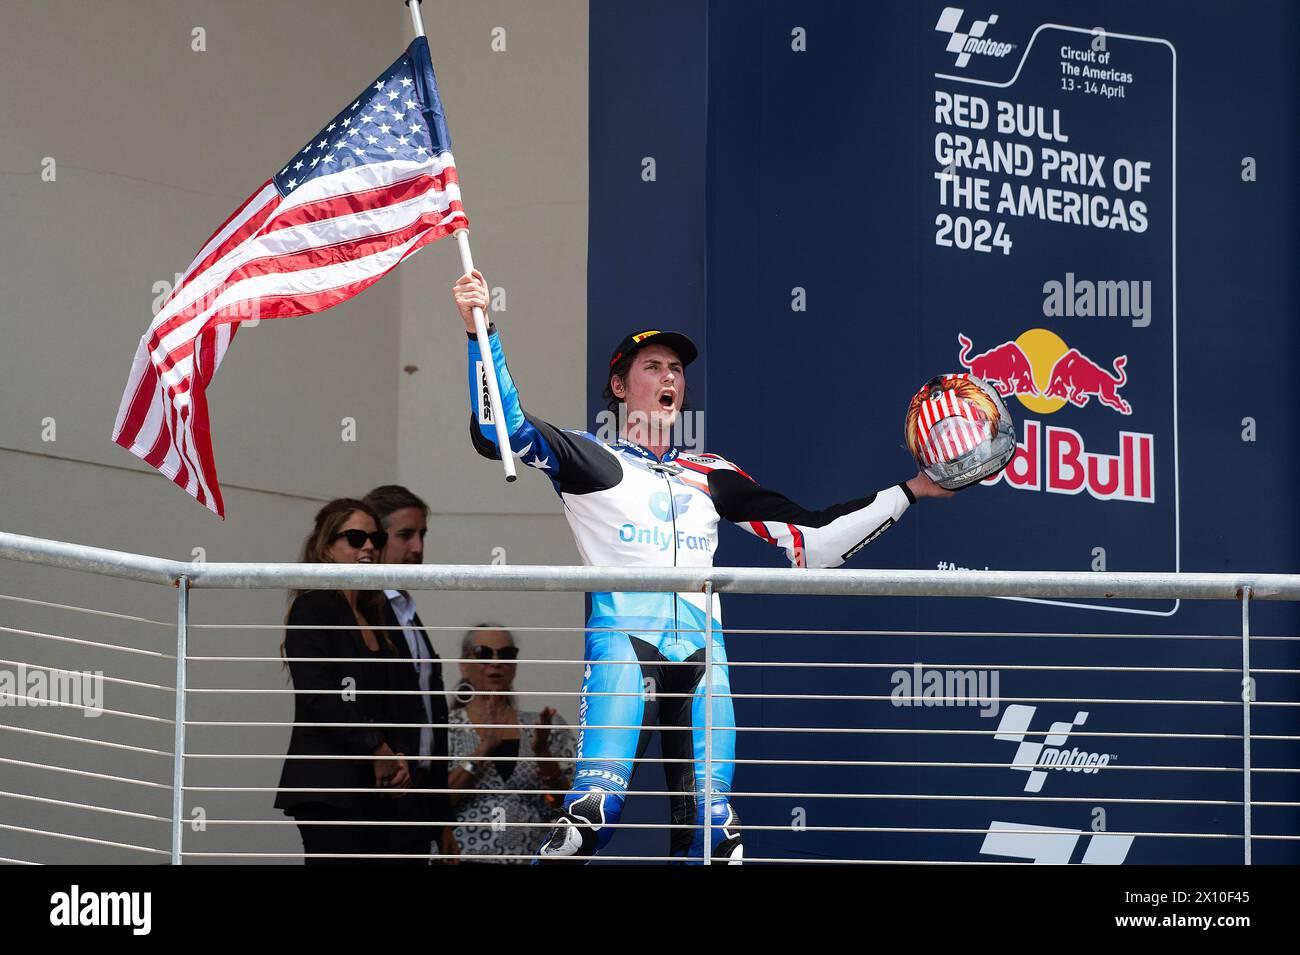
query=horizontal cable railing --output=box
[0,530,1296,864]
[3,530,1299,599]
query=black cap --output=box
[607,329,699,370]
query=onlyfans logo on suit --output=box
[615,491,712,553]
[649,490,692,522]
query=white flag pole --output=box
[407,0,517,482]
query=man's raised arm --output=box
[454,271,622,493]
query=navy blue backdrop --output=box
[588,0,1299,862]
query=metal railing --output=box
[0,529,1297,865]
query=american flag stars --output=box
[272,55,432,198]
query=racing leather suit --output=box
[466,327,914,862]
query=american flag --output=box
[915,376,993,465]
[112,37,466,517]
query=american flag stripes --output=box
[111,37,467,517]
[914,376,994,466]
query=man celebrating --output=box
[452,270,951,863]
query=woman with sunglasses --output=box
[444,625,575,864]
[275,499,428,863]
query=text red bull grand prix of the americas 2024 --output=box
[915,10,1178,614]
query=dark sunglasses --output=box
[472,645,520,662]
[331,529,389,550]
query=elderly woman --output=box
[445,625,575,863]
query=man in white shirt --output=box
[364,485,449,861]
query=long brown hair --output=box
[283,498,395,655]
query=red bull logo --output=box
[957,329,1131,415]
[981,420,1154,503]
[958,329,1152,503]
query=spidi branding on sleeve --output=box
[925,9,1177,614]
[476,361,493,424]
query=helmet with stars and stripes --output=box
[905,373,1015,490]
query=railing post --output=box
[703,581,714,865]
[1241,585,1252,865]
[171,575,189,865]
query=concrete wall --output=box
[0,0,587,863]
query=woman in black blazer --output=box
[275,499,425,864]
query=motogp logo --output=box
[995,704,1113,792]
[935,7,1016,68]
[649,490,692,522]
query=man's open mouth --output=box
[658,391,676,408]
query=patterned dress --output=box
[448,709,576,863]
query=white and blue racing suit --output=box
[467,327,915,862]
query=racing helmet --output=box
[905,373,1015,490]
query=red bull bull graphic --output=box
[956,332,1039,397]
[959,329,1151,502]
[958,329,1131,414]
[1044,349,1131,414]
